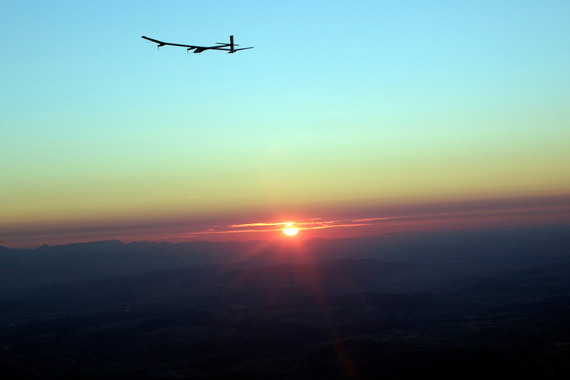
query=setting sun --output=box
[283,223,299,236]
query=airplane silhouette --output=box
[142,35,253,54]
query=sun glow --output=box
[283,223,299,236]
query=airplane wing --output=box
[141,36,228,50]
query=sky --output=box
[1,1,569,248]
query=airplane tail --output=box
[230,35,234,53]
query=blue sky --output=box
[1,1,569,247]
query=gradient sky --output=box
[1,1,569,247]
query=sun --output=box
[283,223,299,236]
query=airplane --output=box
[141,35,253,54]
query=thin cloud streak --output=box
[169,203,570,240]
[178,218,396,237]
[3,194,568,248]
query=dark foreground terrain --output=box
[1,226,569,379]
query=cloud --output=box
[170,195,570,239]
[3,194,569,248]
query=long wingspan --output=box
[142,36,253,54]
[141,36,228,50]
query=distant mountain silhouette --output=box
[1,225,568,298]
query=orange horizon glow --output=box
[2,194,569,249]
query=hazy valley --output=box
[1,226,569,378]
